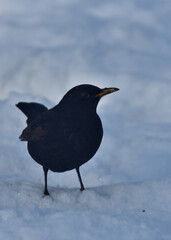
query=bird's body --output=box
[17,84,119,195]
[27,107,103,172]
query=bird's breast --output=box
[27,114,103,172]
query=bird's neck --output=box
[53,102,98,120]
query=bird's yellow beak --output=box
[95,87,119,98]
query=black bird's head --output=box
[59,84,119,113]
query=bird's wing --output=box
[19,124,47,141]
[19,109,56,141]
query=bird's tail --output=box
[16,102,48,124]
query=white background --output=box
[0,0,171,239]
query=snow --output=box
[0,0,171,239]
[0,177,171,240]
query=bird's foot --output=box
[80,186,85,192]
[44,189,50,195]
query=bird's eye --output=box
[81,92,90,99]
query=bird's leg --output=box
[76,167,85,191]
[43,166,49,195]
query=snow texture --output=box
[0,0,171,239]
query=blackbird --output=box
[16,101,86,191]
[18,84,119,195]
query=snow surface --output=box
[0,0,171,239]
